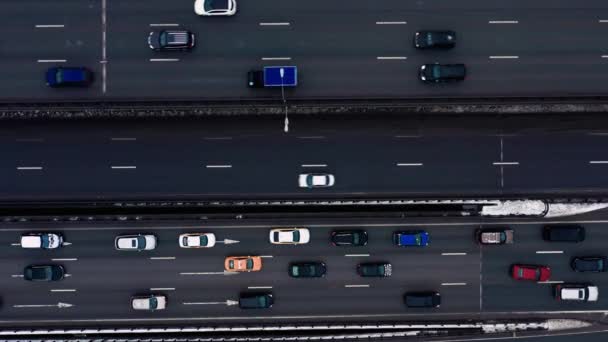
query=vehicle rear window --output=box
[246,258,254,269]
[293,231,300,242]
[200,235,208,245]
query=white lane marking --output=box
[301,164,327,168]
[260,255,274,258]
[101,60,107,94]
[51,258,77,261]
[101,0,107,94]
[150,257,176,260]
[538,281,564,284]
[602,55,608,59]
[345,284,370,288]
[377,56,407,60]
[375,21,407,25]
[150,23,179,27]
[261,57,292,61]
[492,161,519,166]
[297,136,326,139]
[11,275,24,278]
[396,163,423,167]
[259,22,290,26]
[489,56,519,59]
[536,250,563,254]
[35,24,65,28]
[149,58,180,62]
[345,254,370,257]
[111,166,136,169]
[17,166,43,170]
[488,20,518,24]
[205,164,232,169]
[599,20,608,23]
[150,288,175,291]
[180,271,238,276]
[248,286,273,289]
[50,289,77,292]
[37,59,67,63]
[16,138,45,142]
[441,282,467,286]
[589,161,608,164]
[10,243,20,246]
[203,137,233,140]
[110,137,136,141]
[441,253,467,256]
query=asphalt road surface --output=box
[0,115,607,201]
[2,0,608,101]
[0,216,607,327]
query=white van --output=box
[20,233,63,249]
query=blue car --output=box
[393,230,429,246]
[46,67,93,87]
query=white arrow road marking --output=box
[182,300,238,306]
[215,239,240,244]
[11,275,23,278]
[13,302,73,308]
[180,271,238,276]
[61,242,72,246]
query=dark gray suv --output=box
[148,30,195,51]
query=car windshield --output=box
[200,235,208,245]
[598,260,604,270]
[499,232,506,242]
[352,233,360,245]
[149,297,158,309]
[55,70,63,83]
[204,0,227,11]
[432,66,441,79]
[136,236,146,248]
[415,234,421,244]
[273,232,280,241]
[426,33,434,45]
[182,237,189,246]
[41,235,50,248]
[578,289,585,299]
[246,258,254,269]
[229,260,234,269]
[291,265,299,276]
[159,32,168,47]
[292,230,300,242]
[257,296,267,307]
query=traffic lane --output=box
[1,0,99,27]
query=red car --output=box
[511,264,551,281]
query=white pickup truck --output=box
[476,228,513,245]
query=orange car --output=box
[224,256,262,272]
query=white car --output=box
[132,295,167,311]
[179,233,216,248]
[269,228,310,245]
[555,284,599,302]
[115,234,157,251]
[194,0,236,16]
[298,173,335,188]
[20,233,63,249]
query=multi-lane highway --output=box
[2,0,608,101]
[1,216,607,327]
[0,115,607,201]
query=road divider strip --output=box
[536,251,564,254]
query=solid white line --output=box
[260,255,274,258]
[110,138,136,141]
[150,257,176,260]
[599,20,608,23]
[11,275,23,278]
[150,288,175,291]
[206,165,232,169]
[51,258,77,261]
[51,289,76,292]
[259,22,290,26]
[441,283,467,286]
[261,57,292,61]
[602,55,608,59]
[492,161,519,166]
[10,243,20,246]
[150,23,179,27]
[441,253,467,256]
[37,59,66,63]
[345,254,370,257]
[377,56,407,60]
[489,56,519,59]
[536,250,563,254]
[589,161,608,164]
[301,164,327,168]
[248,286,273,289]
[149,58,179,62]
[111,166,136,169]
[538,281,564,284]
[396,163,423,167]
[101,0,107,95]
[17,167,43,170]
[488,20,518,24]
[376,21,407,25]
[35,24,65,28]
[345,284,370,288]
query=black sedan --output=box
[331,230,368,246]
[414,30,456,49]
[419,63,466,83]
[357,262,392,277]
[288,262,327,278]
[571,256,608,272]
[24,265,65,281]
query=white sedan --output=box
[132,295,167,311]
[298,173,335,188]
[194,0,237,16]
[115,234,157,251]
[179,233,216,248]
[269,228,310,245]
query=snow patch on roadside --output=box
[481,200,547,217]
[545,203,608,218]
[546,319,592,331]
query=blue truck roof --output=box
[263,66,297,87]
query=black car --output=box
[239,292,273,309]
[24,265,65,281]
[288,262,327,278]
[331,230,368,246]
[247,70,264,88]
[357,262,392,277]
[419,64,466,83]
[571,256,608,272]
[414,30,456,49]
[543,225,585,242]
[148,30,195,51]
[404,291,441,308]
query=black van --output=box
[542,225,585,242]
[239,292,273,309]
[404,291,441,308]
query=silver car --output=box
[115,234,157,251]
[132,294,167,310]
[298,173,335,188]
